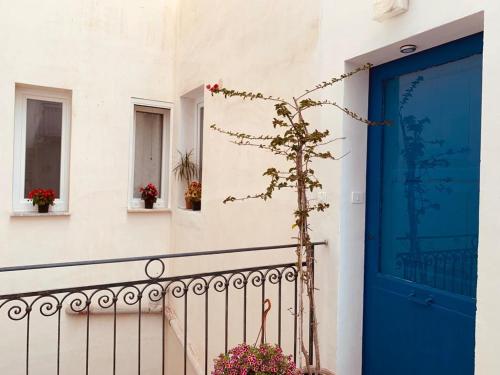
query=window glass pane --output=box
[134,109,163,198]
[379,54,481,297]
[24,99,63,198]
[198,105,204,182]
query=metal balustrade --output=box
[0,242,325,375]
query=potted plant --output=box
[207,65,384,374]
[213,343,299,375]
[139,183,159,209]
[173,150,198,209]
[186,181,202,211]
[28,189,56,213]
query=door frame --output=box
[335,14,484,375]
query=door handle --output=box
[407,292,434,306]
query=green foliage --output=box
[208,65,385,371]
[210,67,385,222]
[172,150,198,186]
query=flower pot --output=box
[301,368,335,375]
[192,200,201,211]
[38,204,49,213]
[185,197,193,209]
[144,199,155,209]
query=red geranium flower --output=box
[140,183,159,202]
[28,189,56,207]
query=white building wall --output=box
[170,1,324,368]
[1,1,500,375]
[0,1,178,374]
[0,0,175,274]
[173,1,500,374]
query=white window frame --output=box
[194,99,204,182]
[13,86,71,213]
[128,98,173,209]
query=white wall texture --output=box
[1,1,500,374]
[0,1,178,374]
[0,0,175,270]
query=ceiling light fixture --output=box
[400,44,417,54]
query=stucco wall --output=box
[173,1,500,374]
[171,0,326,370]
[1,1,500,374]
[0,0,175,273]
[0,1,177,374]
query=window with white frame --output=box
[129,101,171,209]
[195,101,204,182]
[13,86,71,213]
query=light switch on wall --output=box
[351,192,365,204]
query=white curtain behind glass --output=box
[199,105,204,182]
[24,99,63,198]
[133,110,163,198]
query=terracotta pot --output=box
[301,369,335,375]
[38,204,49,213]
[185,197,193,209]
[144,198,155,209]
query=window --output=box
[179,87,204,209]
[129,100,171,209]
[195,101,204,182]
[13,86,71,213]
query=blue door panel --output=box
[364,287,475,375]
[363,33,483,375]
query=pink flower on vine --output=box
[206,83,220,93]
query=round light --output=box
[400,44,417,54]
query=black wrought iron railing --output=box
[0,242,325,375]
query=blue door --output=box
[363,33,483,375]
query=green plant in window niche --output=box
[207,66,388,374]
[173,149,199,209]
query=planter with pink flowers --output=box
[139,183,159,209]
[213,343,299,375]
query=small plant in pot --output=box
[172,150,198,209]
[28,189,56,213]
[139,183,159,209]
[187,181,202,211]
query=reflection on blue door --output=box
[363,33,482,375]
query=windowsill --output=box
[11,211,70,217]
[177,207,201,213]
[127,208,171,213]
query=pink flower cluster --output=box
[206,83,220,93]
[212,343,299,375]
[140,183,159,202]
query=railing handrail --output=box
[0,241,327,274]
[0,260,302,300]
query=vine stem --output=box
[292,97,320,374]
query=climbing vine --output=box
[208,64,386,374]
